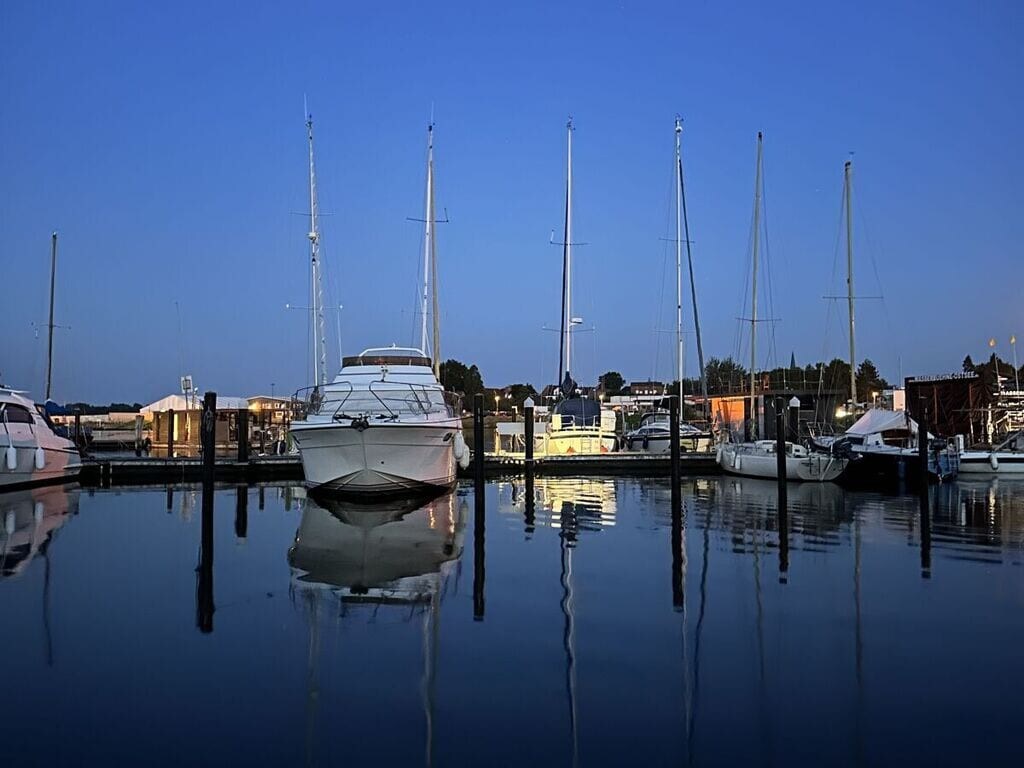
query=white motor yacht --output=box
[1,387,82,492]
[290,348,467,495]
[718,440,848,482]
[623,411,714,454]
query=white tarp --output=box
[141,394,249,413]
[846,409,923,437]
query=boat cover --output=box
[846,409,920,437]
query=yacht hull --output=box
[717,443,846,482]
[291,421,459,495]
[0,439,82,492]
[544,429,617,456]
[624,433,714,454]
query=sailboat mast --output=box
[430,158,441,379]
[558,118,574,388]
[420,123,434,357]
[749,132,763,432]
[845,160,857,406]
[306,111,326,388]
[45,231,57,401]
[674,119,684,396]
[677,122,709,418]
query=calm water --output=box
[2,476,1023,766]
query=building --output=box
[142,394,250,454]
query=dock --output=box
[80,451,720,486]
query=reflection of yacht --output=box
[288,489,465,601]
[624,411,713,454]
[1,483,79,577]
[499,477,617,532]
[1,387,81,491]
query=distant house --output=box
[142,394,250,452]
[629,381,666,397]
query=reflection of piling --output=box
[197,474,215,633]
[166,487,173,513]
[235,485,248,539]
[258,486,265,510]
[919,485,931,578]
[237,408,249,463]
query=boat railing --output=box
[293,382,461,421]
[366,382,461,420]
[293,383,355,419]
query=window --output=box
[1,404,35,424]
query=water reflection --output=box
[1,483,79,579]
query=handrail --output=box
[295,381,461,421]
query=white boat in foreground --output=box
[717,440,848,482]
[291,348,466,495]
[1,387,82,492]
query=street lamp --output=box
[494,393,499,415]
[1012,335,1020,391]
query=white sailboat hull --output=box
[717,442,847,482]
[958,451,1024,475]
[291,420,459,494]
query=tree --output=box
[440,359,484,402]
[962,355,976,374]
[704,357,747,394]
[855,359,890,402]
[507,383,538,407]
[598,371,624,396]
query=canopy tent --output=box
[141,394,249,414]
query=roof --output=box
[141,394,250,413]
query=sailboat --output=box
[544,119,617,456]
[1,233,82,491]
[809,161,958,485]
[291,117,468,495]
[625,118,713,454]
[717,134,848,482]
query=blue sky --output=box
[1,1,1021,402]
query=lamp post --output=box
[1012,335,1020,391]
[494,393,499,415]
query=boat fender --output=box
[5,445,16,471]
[453,432,470,469]
[642,435,649,450]
[34,501,44,522]
[35,446,46,470]
[990,453,999,471]
[734,455,742,472]
[4,510,14,535]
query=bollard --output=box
[167,408,175,458]
[237,408,249,463]
[134,414,143,457]
[235,485,248,540]
[201,392,217,484]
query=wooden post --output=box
[524,397,535,535]
[74,410,82,450]
[918,399,929,487]
[237,408,249,463]
[259,412,267,455]
[775,397,788,495]
[167,408,175,458]
[201,392,216,484]
[473,392,486,620]
[134,414,143,457]
[473,393,485,485]
[670,395,681,489]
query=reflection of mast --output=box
[421,583,440,768]
[304,589,320,768]
[687,504,711,768]
[853,501,866,765]
[559,515,579,768]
